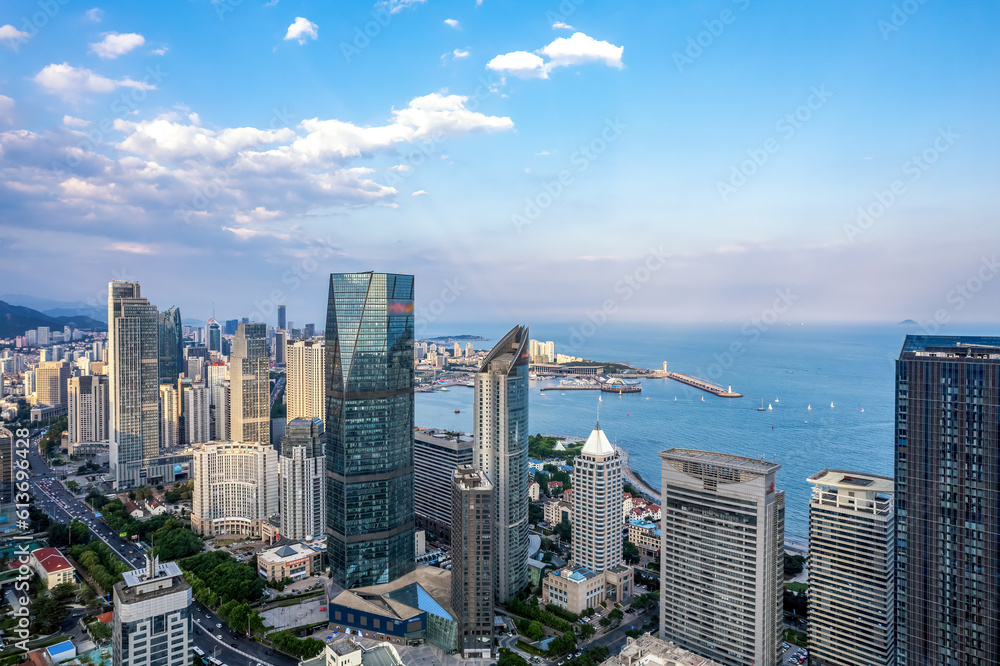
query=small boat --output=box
[439,387,450,392]
[830,402,835,408]
[646,397,649,400]
[561,393,565,396]
[774,397,779,403]
[674,397,677,402]
[757,399,765,412]
[807,405,811,411]
[454,409,460,413]
[768,403,773,411]
[701,396,705,402]
[860,408,864,413]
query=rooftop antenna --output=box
[597,394,602,429]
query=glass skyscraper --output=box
[158,306,182,385]
[325,272,415,588]
[473,325,530,602]
[896,335,1000,665]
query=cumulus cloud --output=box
[444,18,460,28]
[412,189,428,196]
[452,49,470,59]
[284,17,318,44]
[0,25,31,50]
[487,32,623,79]
[89,32,145,58]
[86,8,104,22]
[486,51,547,78]
[552,21,573,30]
[34,63,157,100]
[114,116,297,162]
[63,115,91,128]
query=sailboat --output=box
[701,396,705,402]
[768,403,773,411]
[674,396,677,402]
[757,399,766,412]
[807,404,812,411]
[860,408,864,413]
[774,397,779,403]
[830,402,835,408]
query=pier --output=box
[664,372,742,398]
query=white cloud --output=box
[486,51,547,79]
[412,189,428,196]
[0,95,13,125]
[34,63,157,101]
[89,32,146,59]
[284,17,318,44]
[487,32,624,79]
[376,0,426,14]
[63,115,91,128]
[85,8,104,22]
[535,150,551,156]
[444,18,460,28]
[452,49,470,59]
[552,21,573,30]
[151,46,169,56]
[263,0,279,6]
[115,116,296,162]
[108,241,154,254]
[389,164,411,172]
[539,32,624,70]
[0,25,30,50]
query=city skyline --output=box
[1,2,999,326]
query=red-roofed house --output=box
[96,611,113,624]
[30,547,75,590]
[547,480,564,494]
[645,504,661,520]
[562,488,572,502]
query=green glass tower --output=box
[325,272,415,588]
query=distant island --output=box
[420,335,487,342]
[898,319,918,325]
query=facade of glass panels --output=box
[157,306,182,385]
[325,272,415,588]
[896,336,1000,665]
[473,325,530,602]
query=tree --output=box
[134,486,153,502]
[85,491,110,510]
[784,554,806,577]
[31,594,70,634]
[71,519,92,545]
[598,617,610,628]
[51,582,78,604]
[498,649,529,666]
[622,541,640,565]
[48,523,70,548]
[548,631,577,656]
[90,621,112,641]
[525,620,544,641]
[579,623,596,639]
[553,517,571,543]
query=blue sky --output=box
[1,0,999,330]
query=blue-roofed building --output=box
[542,566,607,614]
[46,640,77,663]
[528,458,543,471]
[559,464,573,473]
[628,520,661,555]
[327,567,458,653]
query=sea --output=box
[415,321,999,547]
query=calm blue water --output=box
[415,322,996,545]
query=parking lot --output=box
[782,642,808,664]
[260,597,329,632]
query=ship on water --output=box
[601,377,642,394]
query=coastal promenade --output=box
[615,444,659,501]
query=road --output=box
[270,376,285,408]
[27,432,298,666]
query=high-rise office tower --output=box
[157,306,182,385]
[109,281,160,489]
[23,370,34,399]
[183,383,210,445]
[277,305,286,331]
[206,318,222,354]
[303,323,315,339]
[287,339,325,422]
[112,557,191,666]
[37,326,50,346]
[68,375,109,445]
[807,470,895,666]
[26,330,37,346]
[465,342,473,358]
[159,384,180,449]
[205,361,228,440]
[658,449,784,666]
[896,336,1000,665]
[224,319,238,336]
[473,325,530,602]
[414,430,473,541]
[451,465,494,658]
[274,329,288,365]
[35,360,70,408]
[0,426,13,506]
[280,417,326,541]
[230,322,270,445]
[191,441,278,537]
[326,272,415,588]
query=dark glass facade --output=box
[157,306,182,385]
[896,336,1000,665]
[325,272,415,588]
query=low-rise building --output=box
[30,547,75,589]
[628,520,660,555]
[547,480,564,495]
[542,566,605,615]
[599,633,724,666]
[528,481,540,501]
[543,499,571,526]
[257,541,325,582]
[309,638,403,666]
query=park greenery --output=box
[528,434,583,463]
[498,649,528,666]
[623,541,640,564]
[179,551,265,609]
[98,500,202,560]
[560,645,610,666]
[784,553,806,577]
[508,596,573,633]
[70,539,131,594]
[39,417,67,457]
[266,630,324,659]
[163,480,194,503]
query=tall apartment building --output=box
[277,305,286,331]
[451,465,494,658]
[286,339,325,422]
[37,326,50,346]
[158,306,183,385]
[67,375,109,445]
[274,329,288,365]
[205,360,228,440]
[280,417,326,541]
[159,384,180,449]
[191,441,278,537]
[807,469,895,666]
[35,360,70,408]
[112,557,191,666]
[473,325,530,602]
[659,449,784,666]
[183,383,210,445]
[108,281,160,488]
[230,322,270,445]
[896,336,1000,665]
[414,430,473,541]
[326,272,415,588]
[0,426,13,506]
[571,423,632,601]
